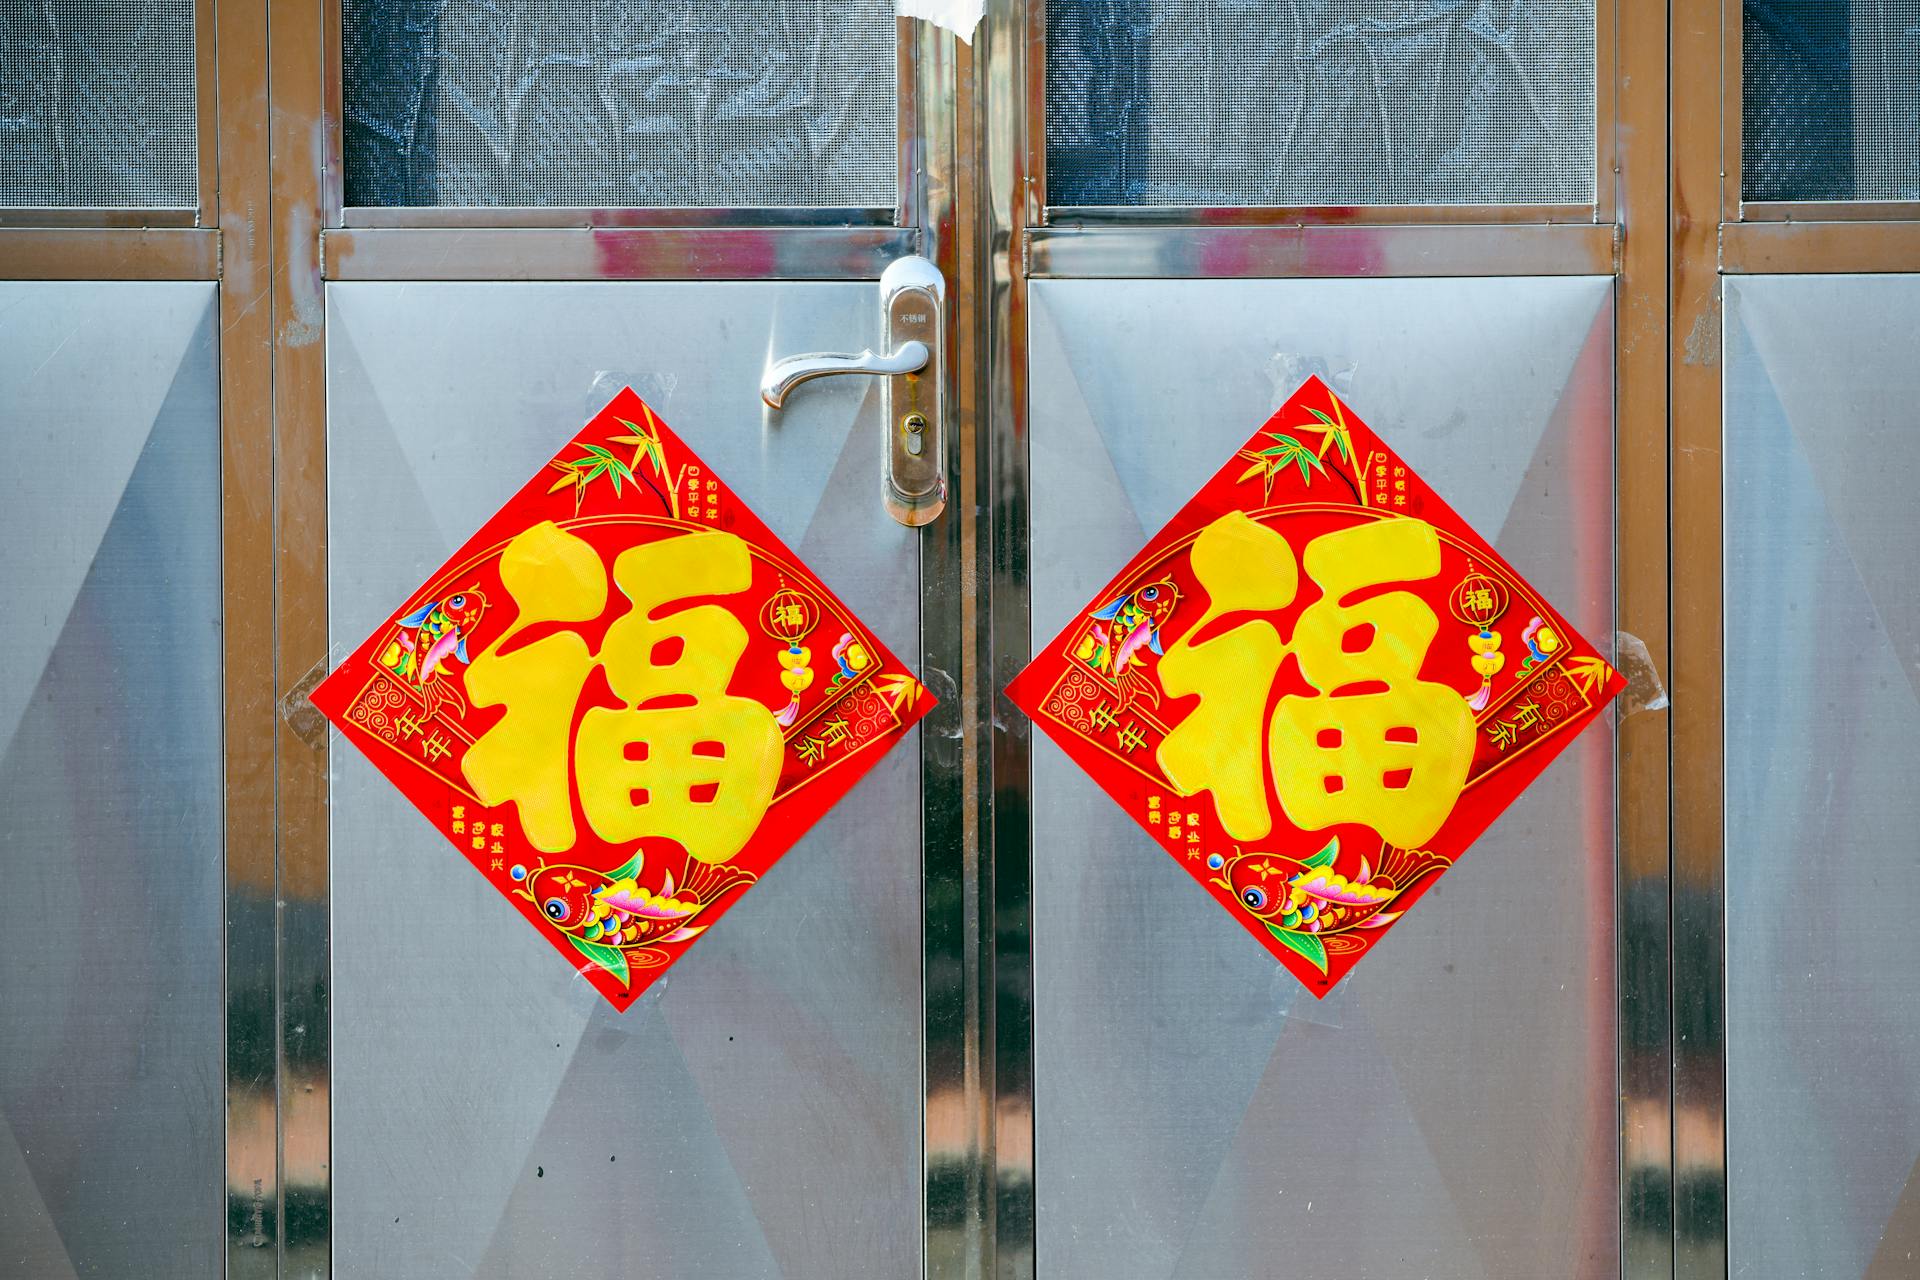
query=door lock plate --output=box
[760,255,947,527]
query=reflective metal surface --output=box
[763,255,947,525]
[1721,221,1920,274]
[0,229,220,280]
[761,340,929,405]
[1027,276,1619,1278]
[1028,223,1617,279]
[1670,0,1729,1271]
[325,282,924,1277]
[0,282,223,1275]
[979,7,1042,1273]
[323,227,922,281]
[1724,274,1920,1278]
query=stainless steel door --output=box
[323,284,928,1275]
[1019,277,1621,1277]
[1723,277,1920,1276]
[23,0,1920,1275]
[977,1,1668,1275]
[0,282,225,1279]
[283,5,965,1278]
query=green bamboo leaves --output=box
[1236,431,1327,501]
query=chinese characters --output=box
[461,521,782,864]
[1156,512,1475,849]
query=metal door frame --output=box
[19,0,1920,1274]
[245,5,973,1276]
[1669,1,1920,1276]
[972,2,1675,1275]
[0,0,279,1270]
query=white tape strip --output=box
[896,0,984,42]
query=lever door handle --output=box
[760,256,946,527]
[759,341,929,409]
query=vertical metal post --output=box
[1671,0,1731,1273]
[1616,0,1678,1274]
[914,13,995,1276]
[216,0,282,1272]
[268,0,334,1272]
[981,1,1039,1276]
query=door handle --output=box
[761,255,947,527]
[759,341,929,406]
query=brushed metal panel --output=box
[1028,276,1617,1279]
[325,282,921,1278]
[0,282,223,1276]
[1724,275,1920,1278]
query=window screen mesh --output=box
[343,0,899,210]
[1047,0,1597,207]
[0,0,198,209]
[1742,0,1920,201]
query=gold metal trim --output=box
[1738,200,1920,223]
[1671,0,1729,1272]
[982,4,1039,1276]
[1027,223,1618,279]
[1614,0,1675,1270]
[195,0,218,224]
[0,228,219,279]
[215,0,278,1271]
[322,227,920,281]
[1047,203,1605,226]
[1720,0,1743,223]
[0,207,202,228]
[268,0,334,1270]
[1721,221,1920,273]
[338,205,899,229]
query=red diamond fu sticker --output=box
[1007,377,1624,995]
[312,389,933,1009]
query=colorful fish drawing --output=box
[1206,837,1452,974]
[509,851,756,988]
[1075,578,1181,709]
[380,590,487,713]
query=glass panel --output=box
[1724,276,1920,1273]
[1742,0,1920,201]
[1027,276,1619,1275]
[342,0,899,210]
[1046,0,1597,207]
[0,282,223,1273]
[0,0,199,208]
[324,282,923,1277]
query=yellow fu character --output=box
[1156,512,1474,851]
[462,522,782,863]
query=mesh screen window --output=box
[1742,0,1920,201]
[1047,0,1597,207]
[1,0,199,209]
[343,0,899,210]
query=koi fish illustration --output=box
[1075,578,1181,709]
[1207,837,1451,968]
[380,590,487,714]
[510,850,756,988]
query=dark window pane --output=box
[342,0,899,210]
[1047,0,1597,207]
[0,0,199,208]
[1742,0,1920,202]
